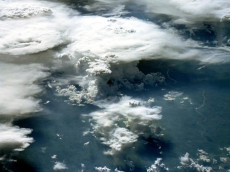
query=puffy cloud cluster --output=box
[56,15,195,104]
[55,11,230,104]
[0,0,70,55]
[1,0,230,166]
[0,2,52,19]
[1,0,227,111]
[147,158,169,172]
[178,152,212,172]
[56,61,165,104]
[87,96,162,154]
[178,148,230,172]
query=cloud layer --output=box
[0,63,48,116]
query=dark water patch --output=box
[0,157,37,172]
[138,59,230,86]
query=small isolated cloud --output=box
[53,162,68,171]
[95,166,111,172]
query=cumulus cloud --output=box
[87,96,162,154]
[178,152,212,172]
[53,162,68,171]
[55,12,230,106]
[178,149,230,171]
[1,0,226,112]
[95,166,111,172]
[0,0,229,166]
[0,63,49,116]
[55,16,196,104]
[0,124,33,152]
[147,158,169,172]
[0,2,52,19]
[56,61,165,104]
[0,0,71,55]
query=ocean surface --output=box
[0,0,230,172]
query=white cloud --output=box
[60,16,196,63]
[178,152,212,172]
[0,0,70,55]
[0,124,33,152]
[95,166,111,172]
[140,0,230,24]
[147,158,169,172]
[53,162,68,171]
[88,96,162,154]
[94,0,230,24]
[0,63,49,116]
[0,2,52,19]
[0,0,229,164]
